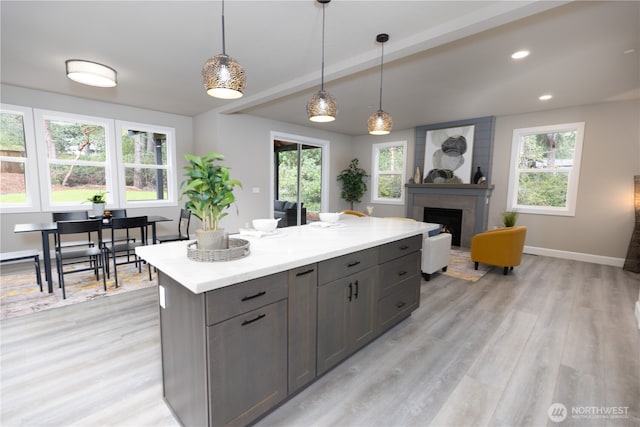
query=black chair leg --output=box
[34,255,43,292]
[474,262,479,270]
[503,266,509,275]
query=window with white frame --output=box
[115,121,176,208]
[34,109,115,211]
[0,106,177,213]
[371,140,407,204]
[0,104,40,212]
[507,122,585,216]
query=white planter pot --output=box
[92,203,105,217]
[196,229,227,250]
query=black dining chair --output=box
[55,219,107,299]
[156,208,191,243]
[101,209,136,249]
[105,216,152,287]
[52,211,95,249]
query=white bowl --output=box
[252,218,280,233]
[319,212,343,224]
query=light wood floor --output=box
[1,254,638,427]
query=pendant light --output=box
[368,33,393,135]
[202,0,246,99]
[307,0,337,122]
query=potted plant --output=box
[86,191,106,217]
[182,152,242,250]
[337,158,368,210]
[502,210,518,227]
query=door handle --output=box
[347,261,361,268]
[354,280,359,299]
[296,268,315,277]
[398,270,407,276]
[348,283,353,301]
[396,301,406,309]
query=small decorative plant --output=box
[86,191,106,204]
[337,158,368,210]
[502,210,518,227]
[181,152,242,231]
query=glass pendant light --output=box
[368,33,393,135]
[202,0,246,99]
[307,0,337,122]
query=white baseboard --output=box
[635,301,640,330]
[523,245,625,267]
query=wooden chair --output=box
[105,216,152,287]
[156,209,191,243]
[55,219,107,299]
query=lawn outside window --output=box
[507,122,585,216]
[371,140,407,205]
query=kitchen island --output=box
[137,216,437,427]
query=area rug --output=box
[442,248,491,282]
[0,263,157,320]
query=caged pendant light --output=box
[202,0,246,99]
[368,33,393,135]
[307,0,337,122]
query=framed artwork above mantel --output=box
[413,116,495,186]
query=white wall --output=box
[1,84,194,253]
[193,111,354,233]
[491,100,639,261]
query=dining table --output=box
[14,215,172,293]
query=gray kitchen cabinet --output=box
[287,264,317,393]
[316,266,378,375]
[208,300,287,427]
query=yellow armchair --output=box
[340,209,367,217]
[470,226,527,275]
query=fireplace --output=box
[424,207,463,246]
[406,183,494,247]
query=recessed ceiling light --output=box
[66,60,117,87]
[511,50,530,59]
[539,94,553,101]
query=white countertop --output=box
[136,216,438,294]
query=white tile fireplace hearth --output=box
[406,184,494,247]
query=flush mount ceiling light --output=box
[65,60,117,87]
[539,94,553,101]
[307,0,337,123]
[368,33,393,135]
[511,50,530,59]
[202,0,246,99]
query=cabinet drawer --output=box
[379,235,422,264]
[378,276,420,332]
[318,247,378,285]
[206,272,287,325]
[379,252,420,297]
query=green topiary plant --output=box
[502,210,518,227]
[337,158,368,210]
[181,152,242,231]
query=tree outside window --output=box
[0,104,39,212]
[372,140,407,205]
[507,122,585,216]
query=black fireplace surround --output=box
[424,207,463,246]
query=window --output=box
[34,109,115,211]
[0,106,177,213]
[115,121,176,208]
[372,140,407,204]
[0,104,40,212]
[507,122,585,216]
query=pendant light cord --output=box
[378,41,384,111]
[320,2,326,91]
[221,0,226,55]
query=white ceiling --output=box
[1,1,638,136]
